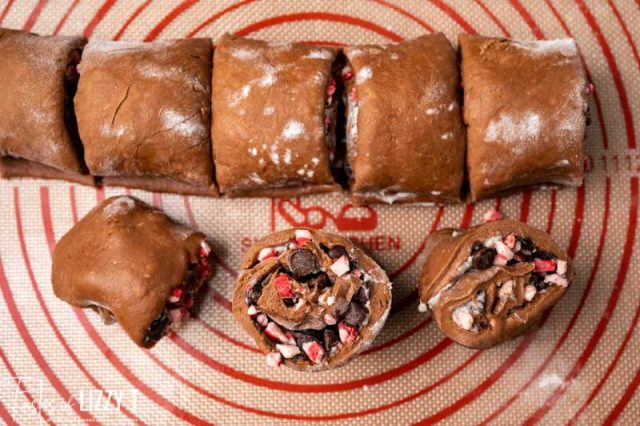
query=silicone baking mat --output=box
[0,1,638,424]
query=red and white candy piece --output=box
[338,322,357,344]
[266,352,282,367]
[544,273,569,287]
[258,247,278,262]
[169,287,183,303]
[483,208,503,223]
[276,343,301,359]
[256,313,269,328]
[247,305,260,318]
[294,229,312,246]
[341,66,353,81]
[556,259,568,275]
[199,240,211,258]
[494,240,514,266]
[302,341,325,363]
[274,275,293,299]
[504,233,516,250]
[323,314,337,325]
[586,83,595,95]
[284,331,296,345]
[264,322,290,344]
[330,255,350,277]
[534,259,556,272]
[326,78,336,98]
[524,285,537,302]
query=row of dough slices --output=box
[0,28,589,204]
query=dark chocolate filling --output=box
[63,46,88,173]
[142,250,209,347]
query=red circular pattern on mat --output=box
[0,1,638,424]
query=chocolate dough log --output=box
[419,219,573,349]
[0,28,89,182]
[52,196,212,348]
[459,34,589,201]
[212,34,341,197]
[75,39,216,195]
[233,228,392,371]
[343,34,465,205]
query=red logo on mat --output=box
[276,198,377,231]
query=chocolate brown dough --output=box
[459,34,589,201]
[343,34,465,205]
[0,28,87,180]
[52,196,212,348]
[75,39,216,196]
[212,34,340,197]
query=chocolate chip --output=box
[323,329,338,351]
[283,296,297,307]
[288,249,317,279]
[472,248,496,270]
[245,285,262,305]
[144,309,170,345]
[529,273,546,291]
[343,302,368,326]
[518,236,535,253]
[308,273,330,289]
[354,286,369,304]
[471,241,484,254]
[534,250,555,261]
[327,245,348,260]
[293,332,317,347]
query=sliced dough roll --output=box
[233,228,392,371]
[419,219,573,349]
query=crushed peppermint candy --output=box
[483,208,503,223]
[330,255,350,277]
[266,352,282,367]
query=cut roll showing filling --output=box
[419,219,573,349]
[233,228,392,371]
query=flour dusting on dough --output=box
[231,48,259,61]
[161,109,206,138]
[513,39,577,57]
[356,67,373,84]
[305,49,333,60]
[263,106,275,116]
[230,85,251,107]
[484,111,541,146]
[103,196,135,218]
[100,122,127,138]
[423,81,448,104]
[283,149,292,165]
[259,64,280,88]
[282,121,305,140]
